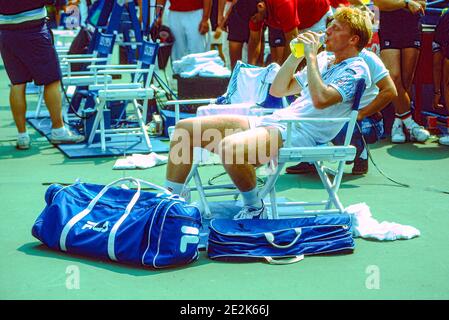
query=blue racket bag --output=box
[32,177,202,269]
[208,214,354,264]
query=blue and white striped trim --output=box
[0,7,47,25]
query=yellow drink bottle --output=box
[290,39,304,58]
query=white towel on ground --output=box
[113,153,168,170]
[346,203,421,241]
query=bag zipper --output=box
[209,222,351,237]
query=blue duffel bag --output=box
[208,214,355,264]
[32,177,202,269]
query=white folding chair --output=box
[183,79,366,219]
[85,39,160,152]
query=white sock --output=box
[402,116,415,129]
[52,126,67,136]
[165,180,185,195]
[18,132,29,138]
[241,188,262,208]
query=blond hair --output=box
[333,6,373,51]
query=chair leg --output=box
[133,101,152,152]
[315,161,345,213]
[87,101,104,146]
[35,88,44,119]
[100,112,106,152]
[269,187,278,219]
[259,163,285,219]
[193,168,213,219]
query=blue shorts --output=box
[268,27,285,48]
[379,10,422,50]
[0,22,62,85]
[226,0,259,43]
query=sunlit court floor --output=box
[1,57,449,300]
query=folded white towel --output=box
[180,61,214,78]
[198,64,231,78]
[346,203,421,241]
[173,51,224,75]
[184,56,224,66]
[182,50,219,60]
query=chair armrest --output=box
[62,57,109,64]
[280,117,353,148]
[96,68,151,75]
[87,64,139,70]
[165,98,217,106]
[279,117,351,124]
[166,99,218,124]
[116,41,143,47]
[58,53,96,59]
[63,70,99,77]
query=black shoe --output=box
[285,162,316,174]
[352,158,368,175]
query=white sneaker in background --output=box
[439,135,449,146]
[16,134,30,150]
[407,121,431,142]
[50,128,85,144]
[391,118,406,143]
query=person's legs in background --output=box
[1,23,84,149]
[43,80,64,130]
[183,9,208,56]
[439,51,449,146]
[400,46,430,142]
[443,54,449,116]
[228,41,245,70]
[226,8,250,70]
[9,84,30,149]
[167,10,187,62]
[268,27,285,65]
[381,47,429,143]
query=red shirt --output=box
[329,0,350,8]
[169,0,204,12]
[249,0,330,33]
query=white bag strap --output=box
[107,179,142,261]
[59,177,142,253]
[263,227,302,249]
[264,255,304,265]
[133,178,172,195]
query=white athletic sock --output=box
[51,126,67,136]
[18,132,29,138]
[402,116,416,129]
[165,180,185,195]
[241,188,262,208]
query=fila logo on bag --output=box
[82,221,110,233]
[180,226,200,253]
